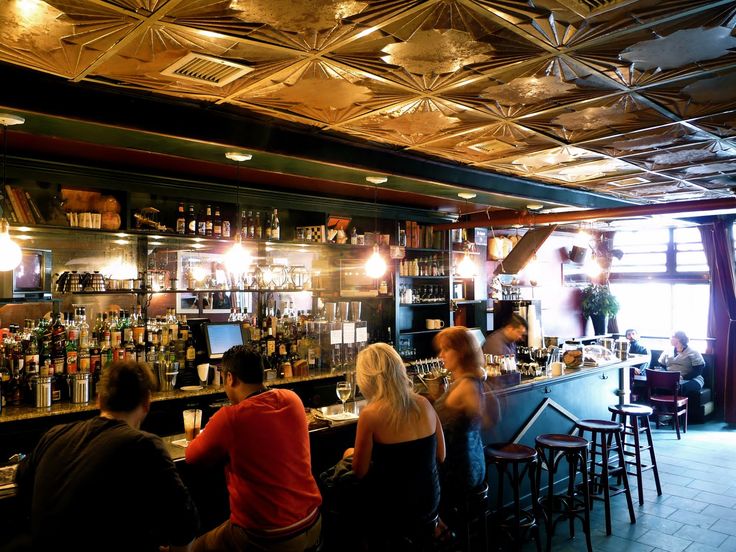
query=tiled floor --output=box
[524,420,736,552]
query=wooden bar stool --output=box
[608,404,663,505]
[485,443,541,551]
[576,419,636,535]
[535,434,592,552]
[454,482,490,552]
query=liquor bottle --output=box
[186,204,197,236]
[197,208,206,236]
[185,335,196,373]
[179,315,190,342]
[222,215,231,239]
[213,205,222,238]
[24,334,39,369]
[255,211,263,239]
[66,337,78,374]
[205,204,213,236]
[240,210,248,240]
[89,338,101,375]
[132,305,145,345]
[78,343,90,373]
[271,209,280,241]
[265,212,272,240]
[0,357,10,408]
[176,202,186,234]
[350,227,358,245]
[78,307,90,349]
[246,210,255,239]
[121,310,133,345]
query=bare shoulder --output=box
[414,394,434,413]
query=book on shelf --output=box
[5,185,27,223]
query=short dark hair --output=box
[625,329,637,335]
[505,313,528,330]
[222,345,264,384]
[98,361,156,412]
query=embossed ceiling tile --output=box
[487,145,603,176]
[472,0,716,49]
[685,173,736,191]
[518,94,670,144]
[418,122,555,164]
[228,99,329,129]
[328,1,544,92]
[576,123,709,157]
[444,56,618,119]
[234,60,413,125]
[660,160,736,181]
[338,98,494,148]
[165,0,425,52]
[0,0,138,77]
[689,113,736,138]
[570,5,736,88]
[632,182,709,201]
[620,141,736,172]
[533,157,641,183]
[105,0,170,13]
[639,67,736,120]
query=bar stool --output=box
[453,482,490,552]
[535,434,592,552]
[608,404,662,505]
[575,419,636,535]
[485,443,541,551]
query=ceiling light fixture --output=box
[366,176,387,185]
[526,203,544,211]
[0,114,25,272]
[457,192,477,200]
[224,152,252,280]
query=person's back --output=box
[15,360,199,552]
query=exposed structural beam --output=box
[432,198,736,230]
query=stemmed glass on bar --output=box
[336,381,352,414]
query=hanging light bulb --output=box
[224,235,251,277]
[0,219,21,271]
[525,255,540,287]
[0,114,25,272]
[365,244,387,279]
[457,250,477,278]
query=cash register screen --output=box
[204,323,245,359]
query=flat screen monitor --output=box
[467,328,486,349]
[203,322,245,360]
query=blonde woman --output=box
[344,342,445,541]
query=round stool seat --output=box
[536,433,588,449]
[486,443,537,462]
[608,403,653,417]
[577,419,623,432]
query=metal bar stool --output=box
[535,434,592,552]
[485,443,541,552]
[608,404,662,505]
[576,419,636,535]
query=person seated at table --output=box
[15,360,199,552]
[658,330,705,396]
[185,346,322,552]
[433,327,493,517]
[625,328,650,375]
[344,342,445,544]
[482,313,527,356]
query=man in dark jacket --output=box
[16,361,200,552]
[626,328,650,374]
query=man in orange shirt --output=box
[186,346,322,552]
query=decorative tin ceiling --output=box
[2,0,736,205]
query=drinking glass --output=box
[197,363,209,387]
[336,381,351,414]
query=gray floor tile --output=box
[673,524,728,547]
[701,504,736,522]
[637,529,692,552]
[687,480,728,493]
[667,508,718,529]
[710,519,736,537]
[693,491,736,508]
[719,536,736,552]
[684,543,722,552]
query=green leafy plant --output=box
[580,284,619,318]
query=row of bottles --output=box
[176,203,231,239]
[399,255,447,277]
[399,284,447,304]
[238,208,280,241]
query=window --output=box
[611,226,708,277]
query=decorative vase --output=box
[590,314,608,335]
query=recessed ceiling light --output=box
[225,152,252,162]
[366,176,387,184]
[457,192,477,200]
[526,203,544,211]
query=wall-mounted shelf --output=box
[399,302,449,308]
[400,328,442,336]
[397,275,447,280]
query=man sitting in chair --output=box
[658,331,705,396]
[625,328,650,375]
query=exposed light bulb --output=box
[584,256,602,278]
[0,219,21,271]
[223,238,251,277]
[457,252,477,278]
[365,244,387,278]
[525,257,540,287]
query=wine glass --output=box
[336,381,352,414]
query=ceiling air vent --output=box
[555,0,637,17]
[610,176,650,188]
[161,53,253,87]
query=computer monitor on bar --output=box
[203,322,246,360]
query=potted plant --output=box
[580,283,619,335]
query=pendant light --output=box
[455,192,477,278]
[364,177,387,279]
[223,152,252,281]
[0,114,24,272]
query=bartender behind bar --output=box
[482,314,528,356]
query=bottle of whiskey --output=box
[265,213,272,240]
[205,205,213,237]
[247,210,255,239]
[255,211,263,239]
[176,202,186,235]
[213,206,222,238]
[186,204,197,236]
[197,209,207,236]
[271,209,280,241]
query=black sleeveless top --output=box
[367,433,440,528]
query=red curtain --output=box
[699,220,736,422]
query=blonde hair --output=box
[356,342,421,429]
